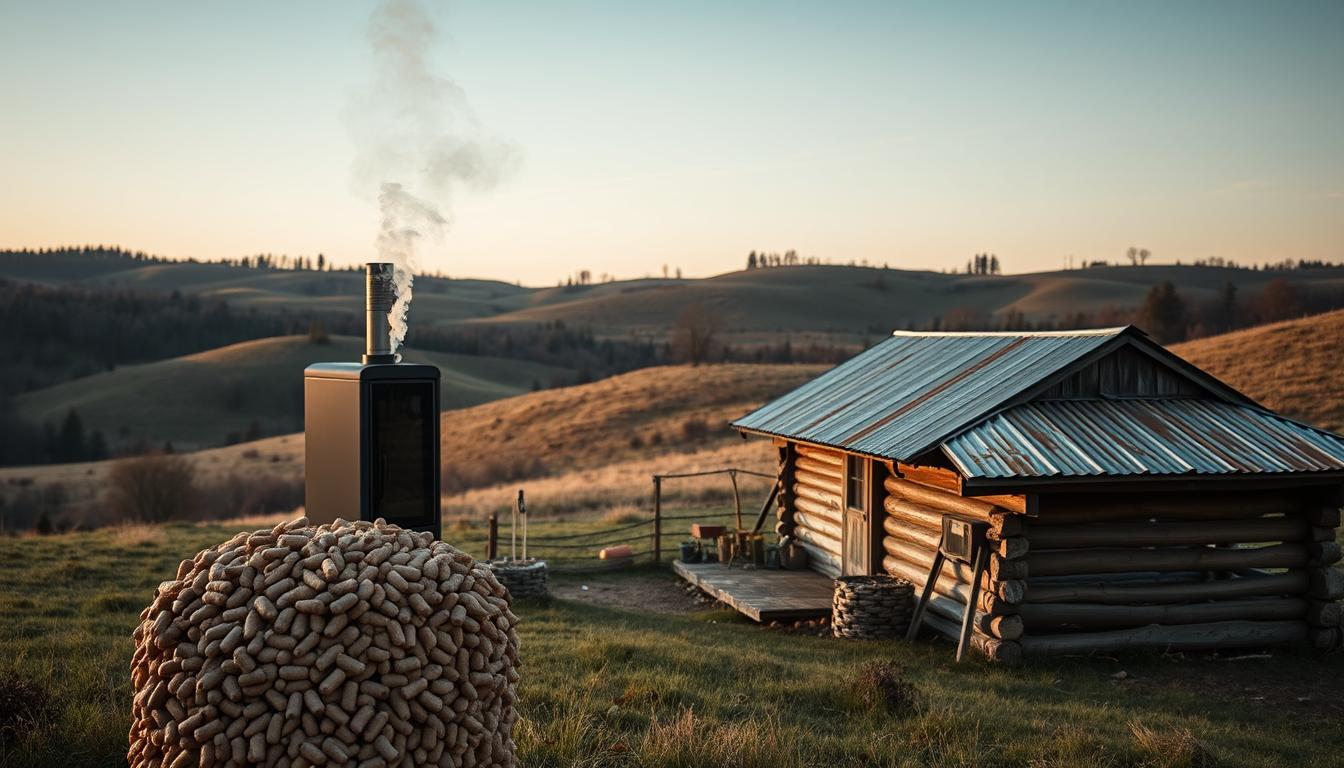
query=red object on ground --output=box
[600,544,634,560]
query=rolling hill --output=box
[0,362,820,529]
[15,335,572,451]
[4,309,1344,532]
[1171,308,1344,433]
[8,249,1344,347]
[434,363,823,472]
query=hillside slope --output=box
[1171,309,1344,433]
[436,363,824,476]
[16,336,572,451]
[463,264,1344,341]
[9,250,1344,345]
[0,363,822,528]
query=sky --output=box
[2,1,1341,285]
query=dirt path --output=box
[550,570,713,614]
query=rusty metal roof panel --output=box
[731,328,1125,460]
[943,399,1344,478]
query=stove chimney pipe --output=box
[364,262,397,364]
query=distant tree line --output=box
[1068,247,1344,272]
[966,253,1001,275]
[747,250,821,269]
[0,279,320,397]
[2,245,334,273]
[0,246,467,279]
[0,405,110,466]
[926,277,1344,345]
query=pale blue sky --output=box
[2,1,1341,284]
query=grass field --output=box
[2,522,1343,767]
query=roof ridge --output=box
[892,326,1131,338]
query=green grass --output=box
[2,524,1342,767]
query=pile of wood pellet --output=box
[485,560,548,600]
[832,575,914,640]
[129,517,520,768]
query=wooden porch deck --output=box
[672,560,834,622]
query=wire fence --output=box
[485,468,777,568]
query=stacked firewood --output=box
[831,575,914,639]
[486,559,549,600]
[128,517,520,768]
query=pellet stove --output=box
[304,263,441,538]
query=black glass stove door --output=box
[367,381,435,529]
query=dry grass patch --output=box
[441,440,776,522]
[855,660,919,716]
[1172,308,1344,432]
[208,510,292,531]
[1128,721,1217,768]
[104,523,165,548]
[438,364,823,476]
[602,505,648,526]
[0,672,55,746]
[642,708,795,767]
[1027,723,1122,768]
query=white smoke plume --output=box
[351,0,519,352]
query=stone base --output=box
[487,559,550,599]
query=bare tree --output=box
[671,302,724,366]
[108,453,198,523]
[1138,248,1151,266]
[1256,277,1299,322]
[1127,246,1139,266]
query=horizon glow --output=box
[1,1,1341,287]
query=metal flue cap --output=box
[363,262,397,364]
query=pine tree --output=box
[58,409,86,462]
[1137,281,1186,343]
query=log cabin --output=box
[732,326,1344,661]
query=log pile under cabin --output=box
[736,326,1344,660]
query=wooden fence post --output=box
[487,514,498,560]
[653,475,663,565]
[730,470,742,531]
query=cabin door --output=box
[842,455,871,575]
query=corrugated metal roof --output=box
[731,328,1126,460]
[943,399,1344,478]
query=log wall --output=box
[881,476,1344,660]
[881,475,1025,663]
[1017,490,1342,655]
[774,442,795,540]
[787,444,845,578]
